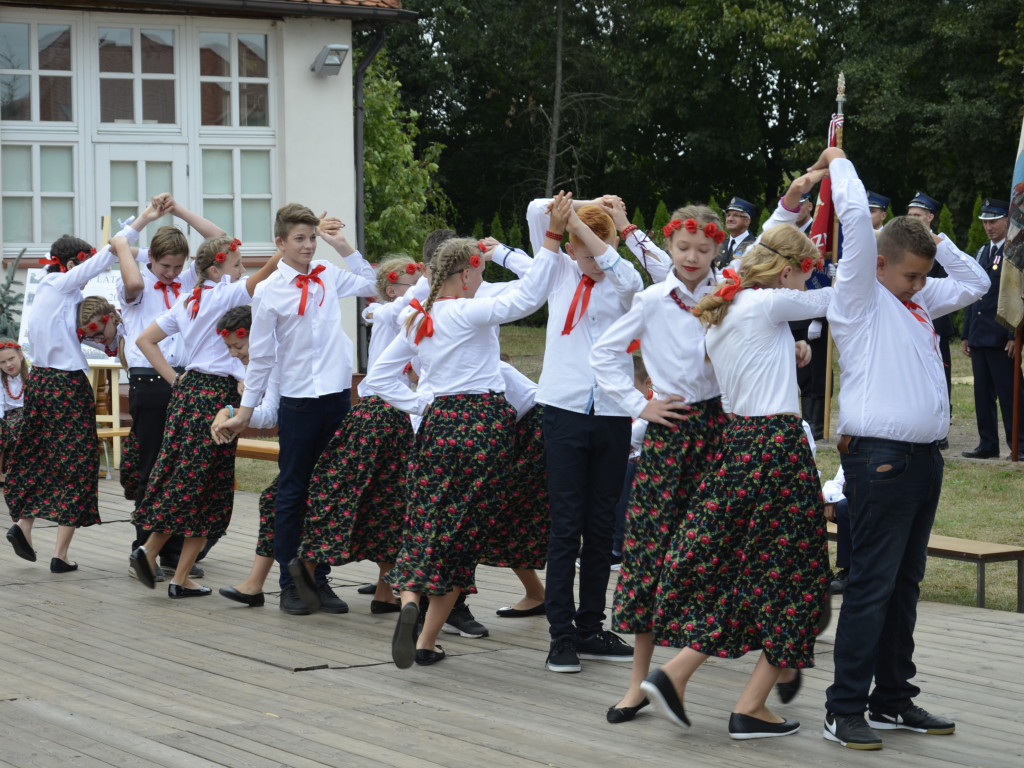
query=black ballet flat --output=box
[168,583,212,599]
[495,603,546,618]
[370,599,401,614]
[49,558,78,573]
[776,668,802,704]
[6,524,36,562]
[606,698,650,724]
[129,546,156,589]
[218,586,265,607]
[414,646,446,666]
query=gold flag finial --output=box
[837,72,845,97]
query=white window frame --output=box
[1,142,78,247]
[0,18,76,124]
[95,24,180,129]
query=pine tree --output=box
[966,194,987,257]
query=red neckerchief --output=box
[154,281,182,309]
[562,274,596,336]
[409,298,433,345]
[186,284,212,319]
[903,300,945,365]
[295,264,327,316]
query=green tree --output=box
[507,221,525,252]
[361,51,450,260]
[938,205,956,244]
[967,195,988,257]
[652,200,671,244]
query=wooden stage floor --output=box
[2,481,1022,768]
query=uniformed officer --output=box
[714,196,757,268]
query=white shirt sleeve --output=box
[458,246,559,327]
[591,292,648,418]
[622,230,671,283]
[240,287,277,409]
[491,245,534,278]
[917,235,990,318]
[764,286,834,325]
[829,158,881,321]
[595,245,643,308]
[361,326,431,415]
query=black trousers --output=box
[971,345,1024,453]
[542,405,630,639]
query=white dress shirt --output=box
[247,365,281,430]
[241,255,376,409]
[155,277,249,379]
[526,198,644,416]
[118,262,197,369]
[619,229,671,283]
[0,373,25,417]
[27,224,137,373]
[592,268,719,418]
[707,286,834,417]
[826,157,990,443]
[363,246,559,416]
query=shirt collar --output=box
[662,267,716,303]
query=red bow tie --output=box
[154,281,182,309]
[295,265,326,316]
[561,274,596,336]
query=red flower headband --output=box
[229,238,241,251]
[218,327,247,338]
[405,263,420,275]
[3,341,20,350]
[469,254,482,269]
[215,252,227,263]
[386,271,399,283]
[79,314,110,336]
[663,218,727,244]
[759,242,823,274]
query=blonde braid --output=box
[403,237,478,336]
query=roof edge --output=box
[0,0,418,23]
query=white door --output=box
[94,143,188,247]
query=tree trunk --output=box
[545,0,563,197]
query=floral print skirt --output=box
[652,414,829,669]
[133,371,240,539]
[612,397,725,634]
[300,395,413,566]
[6,368,99,527]
[387,392,515,595]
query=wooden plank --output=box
[236,437,278,461]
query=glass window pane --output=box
[241,199,272,242]
[40,75,73,121]
[41,197,73,243]
[40,146,73,193]
[239,151,270,195]
[111,206,137,235]
[202,150,233,195]
[99,28,133,73]
[142,79,174,124]
[0,74,30,120]
[100,78,133,122]
[145,161,172,201]
[203,198,233,235]
[110,161,137,202]
[0,23,29,70]
[238,34,267,78]
[141,29,173,74]
[2,197,32,242]
[199,33,229,77]
[1,146,32,192]
[39,25,71,71]
[200,81,230,126]
[239,82,268,127]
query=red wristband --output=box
[620,224,639,240]
[545,230,564,242]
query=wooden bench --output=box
[236,437,279,462]
[826,522,1024,612]
[96,426,131,479]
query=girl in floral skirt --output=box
[289,255,419,615]
[590,205,728,725]
[640,218,833,741]
[5,207,158,571]
[364,193,576,669]
[128,236,280,598]
[0,339,29,485]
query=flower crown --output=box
[469,254,482,269]
[80,315,110,335]
[663,218,727,245]
[213,239,242,264]
[405,262,420,275]
[218,327,247,338]
[758,242,824,273]
[3,341,20,350]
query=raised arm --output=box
[824,151,880,319]
[317,225,376,297]
[153,192,227,240]
[245,250,283,297]
[361,327,428,415]
[602,195,670,283]
[919,235,990,318]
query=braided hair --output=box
[44,235,95,274]
[375,255,418,302]
[402,237,482,337]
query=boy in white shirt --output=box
[217,203,376,616]
[821,148,989,749]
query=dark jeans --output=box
[970,345,1024,453]
[612,457,638,556]
[128,373,182,565]
[826,436,943,715]
[543,406,630,639]
[275,390,350,589]
[834,498,850,570]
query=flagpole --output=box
[823,73,845,440]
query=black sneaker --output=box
[577,630,634,660]
[316,582,349,614]
[279,585,311,615]
[546,635,581,673]
[867,704,955,734]
[831,568,850,594]
[442,602,489,638]
[609,554,622,572]
[823,711,883,750]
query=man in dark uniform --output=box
[961,198,1023,458]
[907,191,953,450]
[795,191,814,234]
[866,191,890,231]
[714,197,757,269]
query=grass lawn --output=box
[238,323,1024,612]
